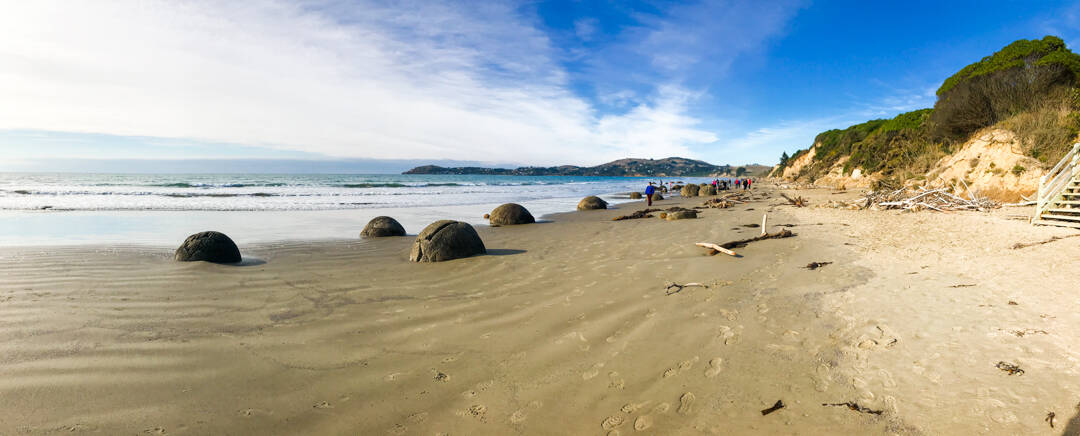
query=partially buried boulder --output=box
[577,196,608,210]
[653,192,664,201]
[361,216,406,238]
[489,203,535,226]
[680,184,700,197]
[629,192,643,199]
[665,210,698,220]
[410,220,486,262]
[175,231,242,263]
[700,185,717,196]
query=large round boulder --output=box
[361,216,406,238]
[410,220,486,262]
[175,231,242,263]
[489,203,535,226]
[577,196,608,210]
[701,185,717,196]
[629,192,643,199]
[653,192,664,201]
[680,184,700,197]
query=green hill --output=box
[774,36,1080,183]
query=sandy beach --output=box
[2,184,1079,435]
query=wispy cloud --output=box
[0,0,749,166]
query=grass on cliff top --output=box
[937,36,1080,95]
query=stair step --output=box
[1033,219,1080,229]
[1047,208,1080,214]
[1052,201,1080,205]
[1038,214,1080,221]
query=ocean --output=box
[0,173,707,246]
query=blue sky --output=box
[2,0,1080,172]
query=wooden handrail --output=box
[1034,143,1080,221]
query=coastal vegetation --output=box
[775,36,1080,183]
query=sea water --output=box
[0,173,706,246]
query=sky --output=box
[2,0,1080,172]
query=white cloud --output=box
[0,0,721,166]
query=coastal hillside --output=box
[405,157,769,177]
[771,36,1080,200]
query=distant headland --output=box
[403,157,770,177]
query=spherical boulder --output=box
[410,220,486,262]
[665,210,698,220]
[653,192,664,201]
[174,231,242,263]
[360,216,406,238]
[680,184,700,197]
[629,192,643,199]
[577,196,608,210]
[701,185,717,196]
[488,203,535,226]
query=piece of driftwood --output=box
[780,193,807,207]
[665,282,708,295]
[695,242,737,257]
[805,261,832,270]
[1010,233,1080,249]
[719,229,795,249]
[996,361,1024,375]
[612,208,660,221]
[760,214,767,236]
[1047,411,1056,428]
[761,400,785,416]
[822,402,883,415]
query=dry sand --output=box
[1,185,1079,435]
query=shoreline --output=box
[2,185,1079,434]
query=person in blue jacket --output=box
[644,182,656,206]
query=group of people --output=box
[643,176,753,206]
[710,177,752,191]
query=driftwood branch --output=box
[1010,233,1080,249]
[719,229,795,249]
[780,193,807,207]
[695,242,737,257]
[665,282,708,295]
[760,213,767,237]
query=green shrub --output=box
[1012,165,1026,176]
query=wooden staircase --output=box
[1033,143,1080,228]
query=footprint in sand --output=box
[634,415,652,431]
[407,412,428,424]
[716,326,739,345]
[678,392,696,415]
[583,363,605,380]
[653,403,670,414]
[313,401,333,409]
[704,358,723,378]
[387,423,408,435]
[608,371,626,389]
[621,401,650,414]
[143,428,166,435]
[601,415,625,430]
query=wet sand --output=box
[1,185,1078,435]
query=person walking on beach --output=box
[645,182,656,206]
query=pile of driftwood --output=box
[863,186,998,212]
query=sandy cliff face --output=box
[924,129,1045,201]
[779,145,816,179]
[775,128,1049,200]
[810,156,877,189]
